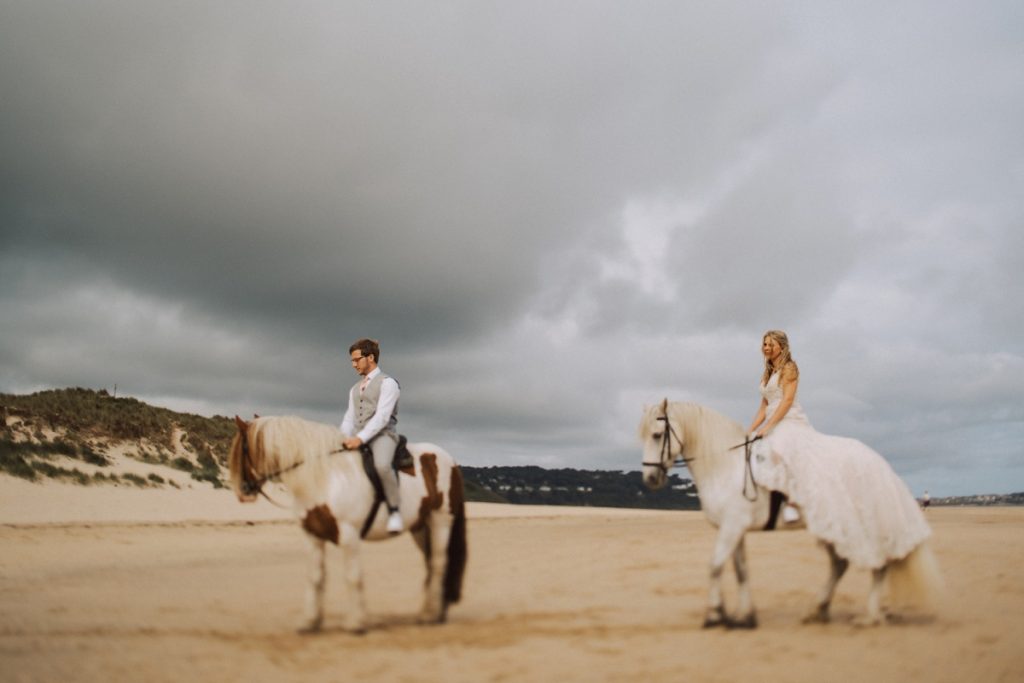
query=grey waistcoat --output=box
[351,372,399,435]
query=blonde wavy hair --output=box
[761,330,799,387]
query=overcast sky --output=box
[2,1,1021,497]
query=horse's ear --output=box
[253,413,260,419]
[234,415,249,432]
[660,397,669,413]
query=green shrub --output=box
[31,461,90,485]
[0,433,110,471]
[122,472,147,487]
[52,438,80,457]
[79,444,109,466]
[191,468,224,488]
[0,449,37,480]
[170,457,194,471]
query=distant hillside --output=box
[461,465,699,510]
[929,492,1024,506]
[1,387,231,488]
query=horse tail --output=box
[887,540,944,610]
[444,465,468,605]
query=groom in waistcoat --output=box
[340,338,404,534]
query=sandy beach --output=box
[2,477,1022,683]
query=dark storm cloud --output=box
[1,0,785,341]
[1,1,1022,496]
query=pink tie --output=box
[360,376,370,393]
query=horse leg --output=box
[338,523,368,633]
[854,565,888,627]
[298,533,326,633]
[803,542,849,624]
[417,515,450,624]
[411,526,439,623]
[412,525,431,576]
[704,523,745,628]
[728,536,757,629]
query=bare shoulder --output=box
[780,361,800,384]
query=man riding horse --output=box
[340,338,404,534]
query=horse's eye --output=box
[652,433,664,441]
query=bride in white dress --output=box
[748,330,930,568]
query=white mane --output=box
[671,402,745,461]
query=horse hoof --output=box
[852,615,882,628]
[702,605,728,629]
[802,608,830,624]
[726,614,758,630]
[417,611,444,625]
[297,619,323,634]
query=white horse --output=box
[639,399,940,628]
[229,415,467,633]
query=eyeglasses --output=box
[350,355,368,363]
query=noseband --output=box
[642,411,693,473]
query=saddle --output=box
[392,435,414,472]
[357,434,414,537]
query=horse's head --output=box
[639,398,685,490]
[228,415,260,503]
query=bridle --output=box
[641,409,694,474]
[641,405,765,502]
[237,428,338,507]
[237,430,277,501]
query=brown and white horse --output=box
[229,415,467,633]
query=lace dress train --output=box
[751,374,930,568]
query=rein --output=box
[729,435,763,501]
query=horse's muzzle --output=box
[643,469,667,491]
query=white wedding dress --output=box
[751,373,931,568]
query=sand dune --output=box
[1,477,1022,682]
